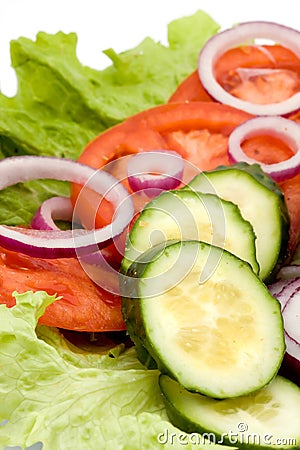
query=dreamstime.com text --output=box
[157,423,298,447]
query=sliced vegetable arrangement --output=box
[159,374,300,449]
[186,163,290,281]
[0,9,299,449]
[169,24,300,114]
[122,240,285,398]
[196,21,300,116]
[227,116,300,181]
[0,155,134,258]
[269,276,300,384]
[121,189,259,275]
[0,246,126,331]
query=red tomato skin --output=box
[77,102,252,168]
[71,102,252,230]
[3,45,299,334]
[169,71,214,103]
[169,45,300,104]
[73,100,300,255]
[0,246,126,332]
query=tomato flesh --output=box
[73,100,300,255]
[169,45,300,109]
[2,45,300,333]
[0,246,125,332]
[71,102,252,228]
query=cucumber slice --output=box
[159,374,300,450]
[122,240,180,370]
[122,240,285,398]
[187,163,290,281]
[121,189,258,275]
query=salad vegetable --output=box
[186,163,290,281]
[122,240,285,398]
[120,189,259,275]
[0,9,299,449]
[31,196,73,231]
[0,246,126,331]
[0,291,214,449]
[197,21,300,115]
[71,101,253,229]
[159,374,300,449]
[0,11,220,335]
[269,276,300,382]
[170,37,300,112]
[0,155,134,258]
[227,116,300,181]
[127,150,184,194]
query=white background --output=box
[0,0,299,96]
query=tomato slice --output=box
[169,71,214,103]
[71,102,252,227]
[72,101,300,255]
[4,101,298,333]
[76,102,252,168]
[166,46,300,252]
[3,46,299,334]
[0,246,125,332]
[169,45,300,109]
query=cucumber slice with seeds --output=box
[159,374,300,450]
[187,163,290,281]
[121,189,258,275]
[122,240,285,398]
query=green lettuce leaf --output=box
[0,11,226,449]
[0,10,219,226]
[0,291,231,449]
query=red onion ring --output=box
[282,286,300,369]
[269,277,300,310]
[268,277,300,377]
[268,278,294,304]
[31,196,73,231]
[283,290,300,344]
[127,150,183,197]
[0,156,134,258]
[198,21,300,116]
[228,116,300,181]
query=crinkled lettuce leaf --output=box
[0,291,231,449]
[0,179,70,226]
[0,11,223,449]
[0,10,219,226]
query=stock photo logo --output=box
[157,421,299,447]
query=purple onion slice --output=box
[0,156,134,258]
[198,21,300,116]
[228,116,300,181]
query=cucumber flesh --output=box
[122,240,285,398]
[159,374,300,450]
[121,189,258,275]
[187,163,290,281]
